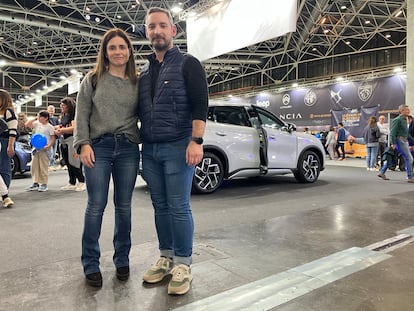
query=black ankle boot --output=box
[85,271,102,287]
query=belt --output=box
[101,133,125,138]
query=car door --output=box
[206,106,261,173]
[252,107,298,169]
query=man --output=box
[376,114,389,167]
[379,105,414,182]
[335,122,346,160]
[138,7,208,295]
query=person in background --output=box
[74,28,140,288]
[0,89,17,203]
[17,112,31,143]
[24,110,56,192]
[335,122,346,160]
[379,104,414,182]
[325,126,336,160]
[47,105,59,169]
[139,7,208,295]
[55,97,85,191]
[362,116,380,171]
[376,114,389,167]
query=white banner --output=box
[186,0,297,61]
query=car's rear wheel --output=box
[192,152,224,194]
[294,150,320,183]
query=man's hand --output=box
[186,141,203,166]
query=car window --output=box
[210,107,249,127]
[247,108,285,130]
[257,110,285,129]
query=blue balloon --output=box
[315,133,321,139]
[30,133,47,149]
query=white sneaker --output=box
[75,182,86,192]
[60,183,77,191]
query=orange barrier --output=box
[345,141,366,158]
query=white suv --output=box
[193,104,325,194]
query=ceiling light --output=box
[336,77,344,81]
[171,6,183,14]
[323,29,329,34]
[292,83,298,88]
[345,41,351,45]
[117,15,122,19]
[340,5,346,10]
[312,48,317,51]
[85,14,91,20]
[320,17,327,24]
[365,20,370,24]
[385,34,391,39]
[395,10,403,17]
[95,17,100,22]
[393,67,403,73]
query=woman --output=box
[74,28,140,287]
[55,97,85,191]
[363,116,380,171]
[0,89,17,205]
[325,126,336,160]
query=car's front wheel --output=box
[192,152,224,194]
[294,150,320,183]
[11,155,19,177]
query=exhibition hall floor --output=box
[1,158,414,311]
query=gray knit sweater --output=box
[74,71,140,151]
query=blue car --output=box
[11,140,32,177]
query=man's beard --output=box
[152,37,171,52]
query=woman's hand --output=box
[80,144,95,168]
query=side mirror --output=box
[283,123,296,132]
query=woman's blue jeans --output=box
[81,134,139,275]
[0,137,12,188]
[366,145,379,168]
[396,137,413,179]
[142,137,195,266]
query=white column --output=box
[407,0,414,112]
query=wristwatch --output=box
[191,136,204,145]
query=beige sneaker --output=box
[168,264,193,295]
[75,182,86,192]
[3,197,14,208]
[60,183,77,190]
[143,257,173,283]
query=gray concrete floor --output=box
[1,158,414,311]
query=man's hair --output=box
[146,7,174,25]
[399,104,408,112]
[338,122,343,126]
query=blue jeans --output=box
[0,137,12,188]
[366,145,379,168]
[142,137,195,266]
[81,134,139,275]
[395,137,413,179]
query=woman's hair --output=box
[368,116,377,127]
[0,89,13,111]
[60,97,76,117]
[92,28,137,87]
